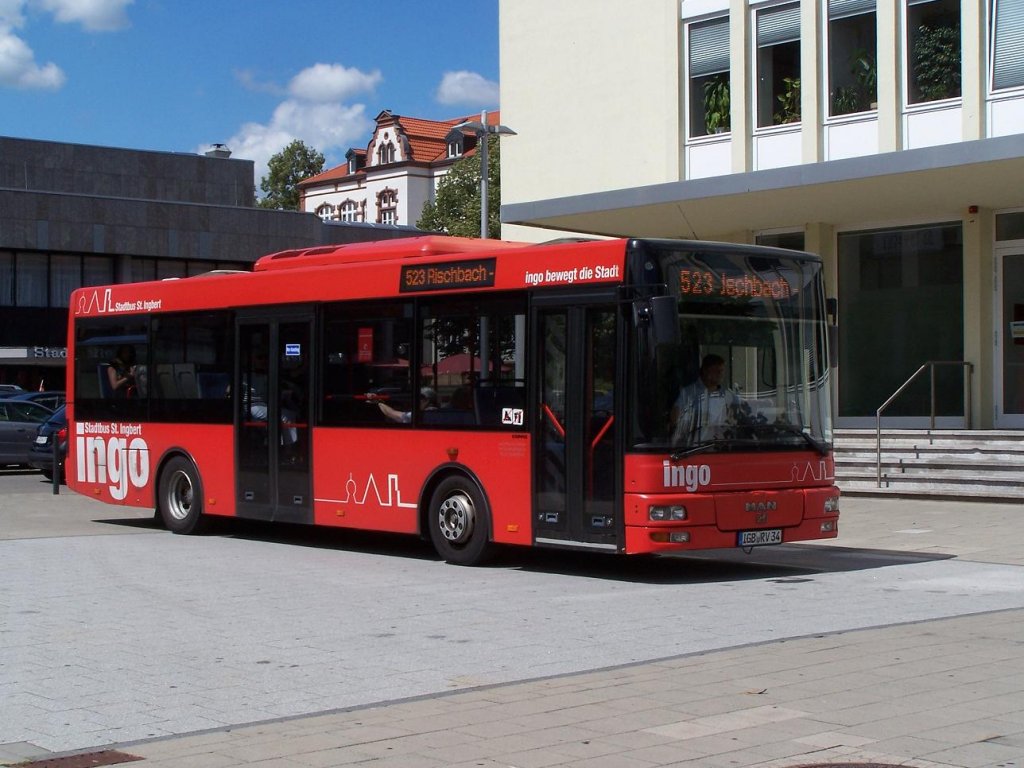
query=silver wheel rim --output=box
[166,470,194,522]
[438,492,475,544]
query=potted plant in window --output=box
[912,21,960,102]
[703,76,731,134]
[852,47,877,109]
[774,77,801,124]
[832,48,877,115]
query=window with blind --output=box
[756,2,802,127]
[991,0,1024,91]
[687,16,730,137]
[828,0,877,116]
[907,0,961,104]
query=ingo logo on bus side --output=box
[75,422,150,500]
[662,460,711,492]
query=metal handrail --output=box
[875,361,973,487]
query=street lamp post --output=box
[454,110,516,238]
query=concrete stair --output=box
[834,428,1024,500]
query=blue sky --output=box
[0,0,499,181]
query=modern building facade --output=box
[299,109,501,228]
[498,0,1024,429]
[0,136,418,390]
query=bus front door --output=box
[534,301,620,552]
[236,314,313,524]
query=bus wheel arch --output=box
[421,467,493,566]
[156,451,207,535]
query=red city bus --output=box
[66,236,839,565]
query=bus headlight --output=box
[824,495,840,513]
[649,505,687,521]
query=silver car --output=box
[0,399,54,467]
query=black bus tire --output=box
[158,455,207,535]
[427,475,493,566]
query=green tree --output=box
[258,139,325,210]
[418,136,501,238]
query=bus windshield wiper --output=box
[670,439,728,461]
[770,423,830,456]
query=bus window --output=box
[150,312,233,423]
[419,296,527,428]
[74,318,149,421]
[320,301,413,426]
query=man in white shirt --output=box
[670,354,742,446]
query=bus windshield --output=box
[631,244,833,455]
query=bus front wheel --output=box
[158,456,206,535]
[428,476,492,566]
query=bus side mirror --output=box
[634,296,679,347]
[826,297,838,368]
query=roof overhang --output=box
[502,134,1024,239]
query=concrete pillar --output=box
[965,206,995,428]
[730,0,753,173]
[801,0,824,163]
[961,0,986,141]
[876,0,901,152]
[806,222,836,297]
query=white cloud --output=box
[287,62,381,103]
[0,0,129,91]
[435,70,498,107]
[32,0,132,32]
[234,68,284,96]
[221,100,374,186]
[0,0,26,27]
[216,62,382,188]
[0,23,65,88]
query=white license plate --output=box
[737,529,782,547]
[34,435,48,445]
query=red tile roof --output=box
[299,111,501,187]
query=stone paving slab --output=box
[3,485,1024,767]
[92,609,1021,768]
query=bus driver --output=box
[670,353,743,445]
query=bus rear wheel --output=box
[428,476,492,566]
[158,455,206,535]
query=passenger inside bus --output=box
[106,345,137,398]
[669,353,743,445]
[241,358,298,446]
[375,387,437,423]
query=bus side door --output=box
[236,311,313,524]
[532,294,621,551]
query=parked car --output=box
[10,390,66,411]
[0,384,25,394]
[0,399,54,467]
[29,405,67,482]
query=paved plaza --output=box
[1,471,1022,767]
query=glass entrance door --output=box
[996,251,1024,427]
[534,301,619,551]
[236,313,313,523]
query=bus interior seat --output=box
[197,372,230,399]
[422,409,477,426]
[473,385,525,424]
[155,364,179,398]
[174,364,198,398]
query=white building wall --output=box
[500,0,681,242]
[401,168,437,228]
